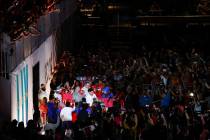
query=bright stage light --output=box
[189,92,194,97]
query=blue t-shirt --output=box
[139,95,152,107]
[47,102,57,123]
[161,93,171,108]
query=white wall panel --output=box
[11,35,57,124]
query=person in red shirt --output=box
[39,97,48,127]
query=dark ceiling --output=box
[74,0,210,52]
[0,0,209,41]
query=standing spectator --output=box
[60,101,75,131]
[38,84,49,126]
[39,97,48,127]
[38,84,48,101]
[47,95,57,124]
[85,88,97,106]
[82,82,91,96]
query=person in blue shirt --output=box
[47,94,58,124]
[160,91,171,109]
[139,91,153,107]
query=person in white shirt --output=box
[82,82,91,96]
[60,101,75,129]
[54,91,62,102]
[85,88,97,106]
[73,81,82,103]
[74,88,85,103]
[38,84,48,102]
[54,91,65,109]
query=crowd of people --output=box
[3,44,210,140]
[39,45,210,140]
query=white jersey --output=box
[54,92,62,102]
[60,106,75,122]
[85,93,97,106]
[82,86,89,96]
